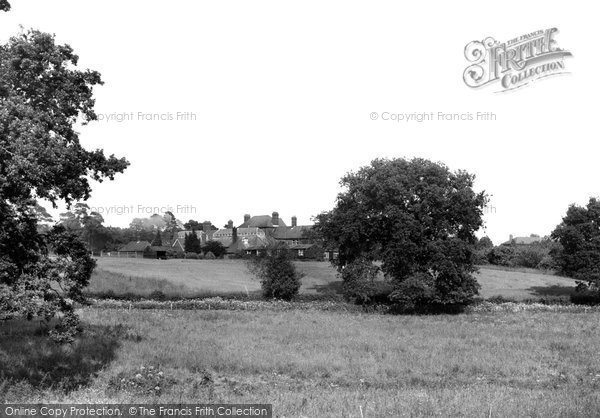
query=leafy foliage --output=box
[203,241,226,258]
[314,158,486,310]
[552,198,600,301]
[339,258,381,304]
[247,246,303,300]
[0,29,128,340]
[184,232,202,254]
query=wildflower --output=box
[155,386,160,391]
[136,374,142,379]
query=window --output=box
[298,249,304,257]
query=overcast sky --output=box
[1,0,597,244]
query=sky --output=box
[1,0,597,245]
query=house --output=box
[116,241,151,258]
[505,234,548,245]
[171,222,216,253]
[239,212,287,229]
[147,246,171,259]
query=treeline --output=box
[474,237,558,270]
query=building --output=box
[505,234,548,245]
[114,241,151,258]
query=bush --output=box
[487,245,516,266]
[339,258,382,304]
[536,255,556,270]
[148,290,167,301]
[203,241,227,258]
[204,251,216,260]
[247,247,303,300]
[570,281,600,305]
[514,247,546,268]
[185,252,199,260]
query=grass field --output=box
[88,257,577,300]
[2,308,600,416]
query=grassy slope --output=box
[90,257,577,300]
[3,309,600,416]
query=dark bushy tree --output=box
[0,26,129,340]
[247,246,303,300]
[151,230,162,247]
[314,158,486,311]
[203,241,227,258]
[551,198,600,294]
[184,232,202,254]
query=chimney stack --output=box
[272,211,279,227]
[227,220,234,229]
[291,216,297,227]
[232,227,238,243]
[203,221,211,234]
[244,214,251,224]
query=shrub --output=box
[514,247,546,268]
[203,241,227,258]
[570,281,600,305]
[339,258,381,304]
[148,290,167,301]
[204,251,216,260]
[487,245,516,266]
[185,252,199,260]
[247,246,303,300]
[536,255,556,270]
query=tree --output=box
[477,236,494,249]
[314,157,486,310]
[551,198,600,288]
[184,232,202,254]
[247,245,303,300]
[184,219,203,231]
[151,230,162,247]
[0,28,129,341]
[203,241,227,258]
[0,1,10,12]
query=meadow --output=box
[3,258,592,416]
[88,257,577,300]
[2,308,600,416]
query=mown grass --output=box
[2,308,600,416]
[90,257,577,301]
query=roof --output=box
[212,227,264,239]
[507,236,546,245]
[289,243,314,250]
[119,241,151,252]
[239,215,287,228]
[227,235,275,253]
[273,225,312,240]
[149,246,171,252]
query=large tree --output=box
[314,157,487,310]
[551,198,600,287]
[0,23,128,340]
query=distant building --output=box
[117,241,151,258]
[504,234,547,245]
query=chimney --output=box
[244,214,251,224]
[509,234,514,242]
[272,211,279,227]
[203,221,211,234]
[227,220,234,229]
[291,216,297,227]
[232,227,238,243]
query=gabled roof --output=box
[239,215,287,228]
[273,225,312,240]
[119,241,151,252]
[227,235,275,253]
